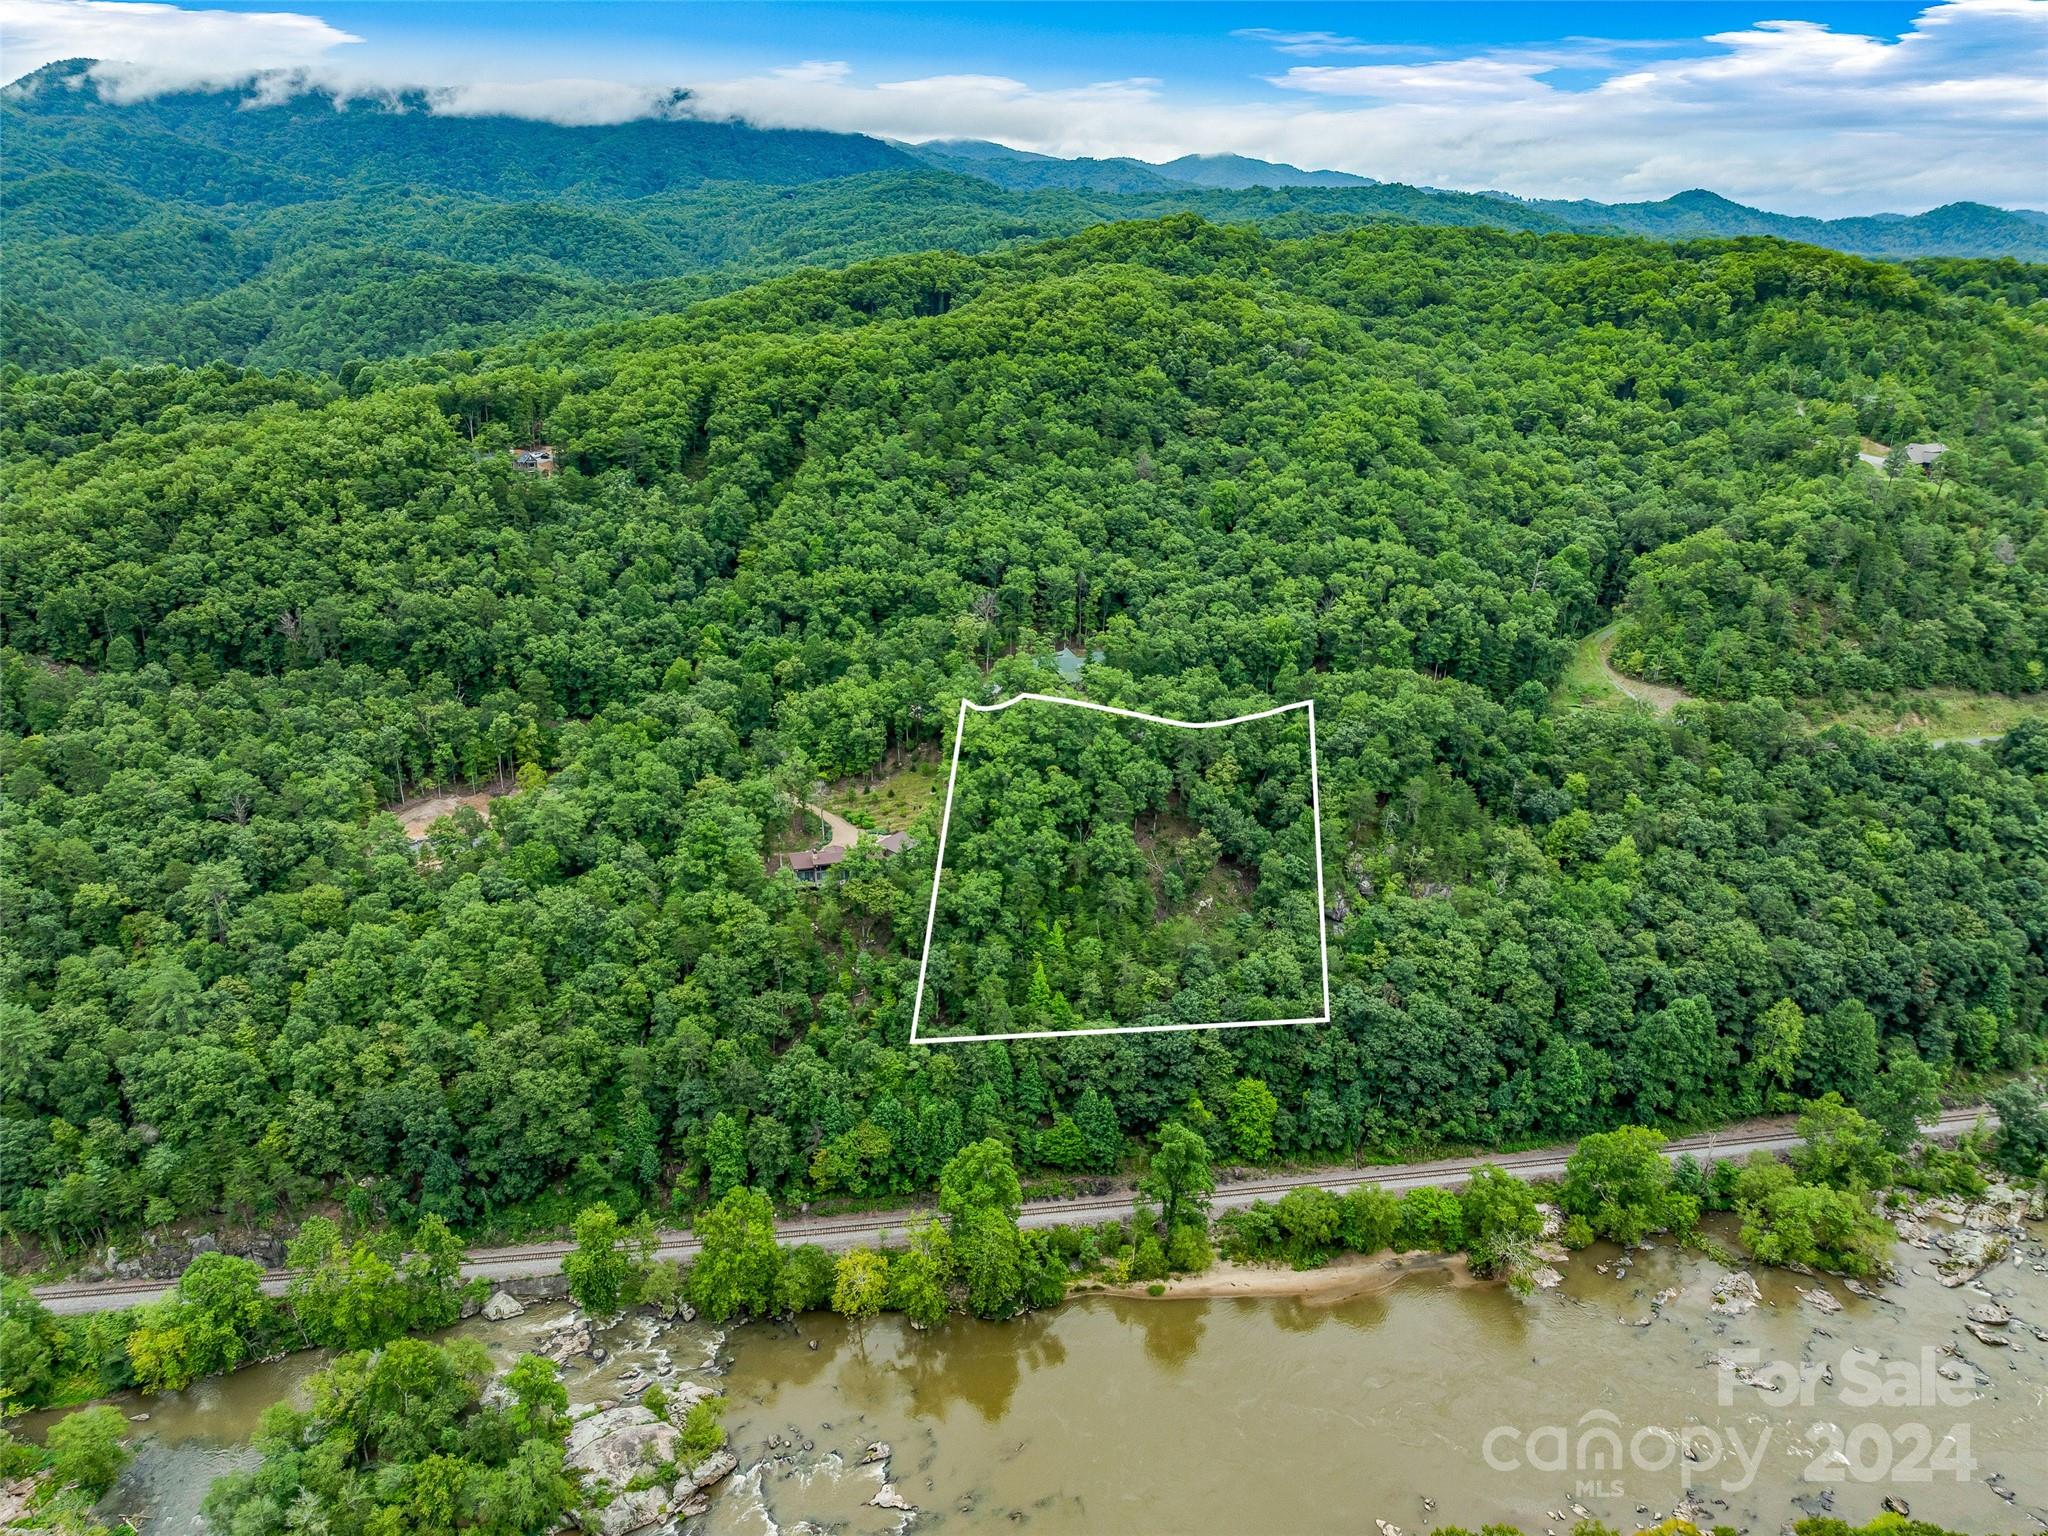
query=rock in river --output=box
[481,1290,526,1321]
[538,1319,594,1364]
[1711,1272,1761,1316]
[871,1483,917,1511]
[1966,1302,2012,1326]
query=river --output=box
[56,1216,2048,1535]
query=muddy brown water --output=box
[43,1220,2048,1536]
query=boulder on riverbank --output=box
[1932,1228,2007,1287]
[583,1485,675,1536]
[563,1405,737,1534]
[680,1449,737,1495]
[567,1404,683,1484]
[482,1290,526,1321]
[1896,1183,2027,1287]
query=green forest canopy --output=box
[2,212,2045,1249]
[921,701,1324,1038]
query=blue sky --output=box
[255,2,1932,91]
[5,0,2044,213]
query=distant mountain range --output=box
[3,59,2041,374]
[1488,187,2048,261]
[900,139,1377,194]
[899,137,2041,259]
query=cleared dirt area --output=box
[388,777,514,841]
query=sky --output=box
[2,0,2044,215]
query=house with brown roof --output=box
[787,845,848,883]
[783,831,912,884]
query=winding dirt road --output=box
[1591,623,1690,714]
[1583,625,2018,746]
[28,1107,1994,1315]
[804,801,862,856]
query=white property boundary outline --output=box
[908,692,1331,1045]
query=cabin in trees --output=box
[1856,439,1947,474]
[1053,645,1105,682]
[512,445,556,475]
[786,845,844,883]
[785,831,911,885]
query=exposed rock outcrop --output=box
[680,1449,737,1494]
[567,1404,682,1485]
[563,1404,737,1535]
[585,1485,677,1536]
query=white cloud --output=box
[680,2,2048,213]
[0,0,359,92]
[680,61,1174,155]
[1271,58,1559,101]
[420,79,689,128]
[1229,28,1422,58]
[1,0,2042,214]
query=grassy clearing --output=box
[1805,688,2048,743]
[1558,624,2041,744]
[1557,625,1632,712]
[826,756,944,832]
[1556,624,1686,714]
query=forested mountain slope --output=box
[2,60,912,198]
[6,61,2043,378]
[2,219,2045,1247]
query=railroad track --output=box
[28,1105,1996,1315]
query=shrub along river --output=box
[59,1210,2048,1534]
